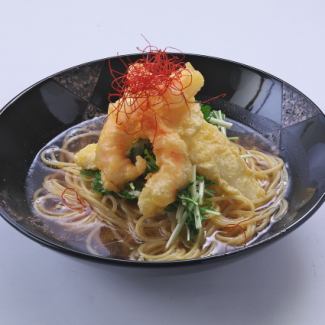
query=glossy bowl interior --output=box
[0,53,324,266]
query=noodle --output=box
[32,127,288,261]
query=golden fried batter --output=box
[74,62,264,217]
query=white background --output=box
[0,1,324,324]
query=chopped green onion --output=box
[186,226,191,241]
[194,205,202,229]
[165,164,221,245]
[191,165,197,199]
[129,182,135,190]
[208,116,233,129]
[204,189,215,197]
[241,154,253,159]
[214,110,228,135]
[175,204,184,222]
[178,195,199,206]
[118,190,140,199]
[198,179,205,205]
[166,206,186,249]
[204,209,221,216]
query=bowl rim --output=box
[1,52,324,267]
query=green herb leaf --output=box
[228,136,239,142]
[128,139,147,163]
[117,182,140,200]
[92,171,111,195]
[81,169,111,194]
[80,169,99,178]
[81,168,145,200]
[81,139,158,199]
[200,104,213,122]
[200,104,234,138]
[144,148,159,173]
[166,166,220,247]
[128,139,159,174]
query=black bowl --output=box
[0,53,324,266]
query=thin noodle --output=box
[32,130,288,261]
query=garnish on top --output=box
[75,46,264,234]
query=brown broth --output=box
[26,115,287,260]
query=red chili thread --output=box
[201,92,227,103]
[107,43,192,141]
[61,187,88,212]
[107,40,227,141]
